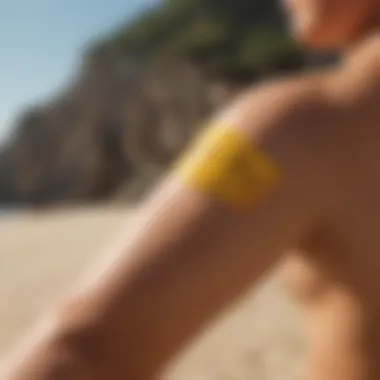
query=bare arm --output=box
[2,78,335,380]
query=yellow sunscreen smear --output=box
[174,124,280,209]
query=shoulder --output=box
[207,69,354,215]
[212,69,341,170]
[217,57,380,157]
[217,69,336,142]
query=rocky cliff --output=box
[0,0,328,206]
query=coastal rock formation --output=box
[0,0,328,206]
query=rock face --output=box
[0,56,241,206]
[0,0,332,207]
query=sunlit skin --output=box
[282,0,380,49]
[4,1,380,379]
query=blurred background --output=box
[0,0,335,378]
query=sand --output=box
[0,206,306,380]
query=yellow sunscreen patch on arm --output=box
[173,124,280,209]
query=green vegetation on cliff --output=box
[88,0,304,81]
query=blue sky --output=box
[0,0,158,142]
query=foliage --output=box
[86,0,306,80]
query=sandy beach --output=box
[0,206,305,380]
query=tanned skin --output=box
[4,1,380,379]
